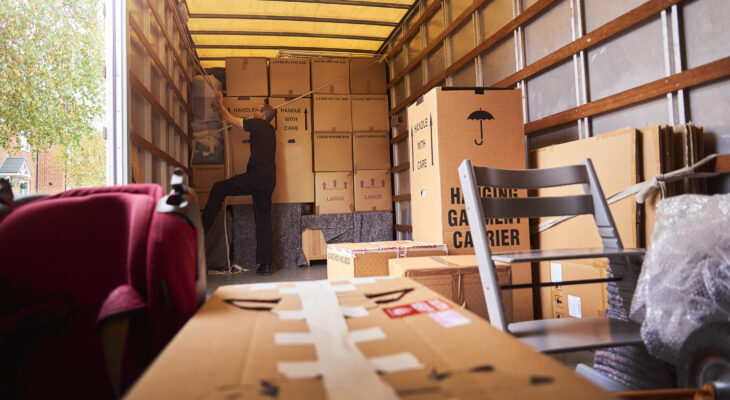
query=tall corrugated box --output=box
[269,97,314,203]
[349,58,387,94]
[223,97,269,120]
[327,241,448,279]
[313,95,352,132]
[225,57,268,97]
[354,169,392,212]
[407,87,532,321]
[311,57,349,94]
[192,164,224,209]
[314,172,354,214]
[313,133,352,172]
[388,255,513,322]
[269,58,310,97]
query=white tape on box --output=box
[341,306,369,318]
[278,361,322,379]
[275,332,315,345]
[349,327,386,343]
[369,353,424,373]
[568,295,582,318]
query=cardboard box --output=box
[225,57,268,97]
[313,133,352,172]
[269,58,310,97]
[126,278,613,400]
[301,228,327,266]
[311,57,350,94]
[327,241,448,279]
[313,95,352,132]
[223,96,269,120]
[269,97,312,135]
[351,95,389,132]
[315,172,354,214]
[353,131,390,170]
[272,133,314,203]
[354,169,392,212]
[388,255,513,322]
[224,127,252,205]
[533,128,639,249]
[192,164,224,190]
[407,87,532,321]
[349,57,387,94]
[538,260,609,319]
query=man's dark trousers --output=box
[202,171,275,265]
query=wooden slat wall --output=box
[384,0,730,235]
[128,0,194,189]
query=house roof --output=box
[0,157,31,178]
[183,0,418,69]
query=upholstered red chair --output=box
[0,173,205,399]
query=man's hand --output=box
[212,92,244,130]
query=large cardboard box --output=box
[269,97,312,135]
[327,241,448,279]
[313,133,352,172]
[354,169,392,212]
[388,255,513,322]
[223,96,269,120]
[126,278,613,400]
[311,57,349,94]
[353,131,390,170]
[225,57,268,97]
[533,128,639,249]
[407,87,532,321]
[349,57,387,94]
[301,228,328,266]
[314,172,354,214]
[351,95,389,132]
[538,260,609,319]
[268,97,314,203]
[269,58,310,97]
[224,127,252,205]
[313,94,352,132]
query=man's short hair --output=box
[261,104,277,122]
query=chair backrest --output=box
[457,158,621,331]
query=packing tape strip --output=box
[293,281,400,399]
[369,353,424,374]
[278,361,321,379]
[275,332,314,345]
[349,327,386,343]
[341,306,369,318]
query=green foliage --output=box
[55,130,106,188]
[0,0,104,153]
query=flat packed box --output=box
[388,255,512,322]
[315,172,354,214]
[349,57,387,94]
[223,96,269,120]
[126,278,612,400]
[351,95,389,132]
[269,58,310,97]
[354,169,392,212]
[538,260,609,319]
[407,87,532,321]
[224,127,252,205]
[533,128,639,249]
[225,57,268,97]
[311,57,349,94]
[353,131,390,170]
[313,133,352,172]
[327,241,447,279]
[313,94,352,132]
[269,97,312,135]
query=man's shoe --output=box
[256,264,272,276]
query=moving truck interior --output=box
[2,0,730,398]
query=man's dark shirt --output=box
[243,118,276,178]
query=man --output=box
[203,94,277,276]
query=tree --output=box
[0,0,104,153]
[53,130,106,188]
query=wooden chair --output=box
[458,158,644,353]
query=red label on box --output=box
[382,299,451,318]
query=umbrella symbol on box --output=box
[467,108,494,146]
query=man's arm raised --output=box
[212,93,244,130]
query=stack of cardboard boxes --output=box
[220,56,391,215]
